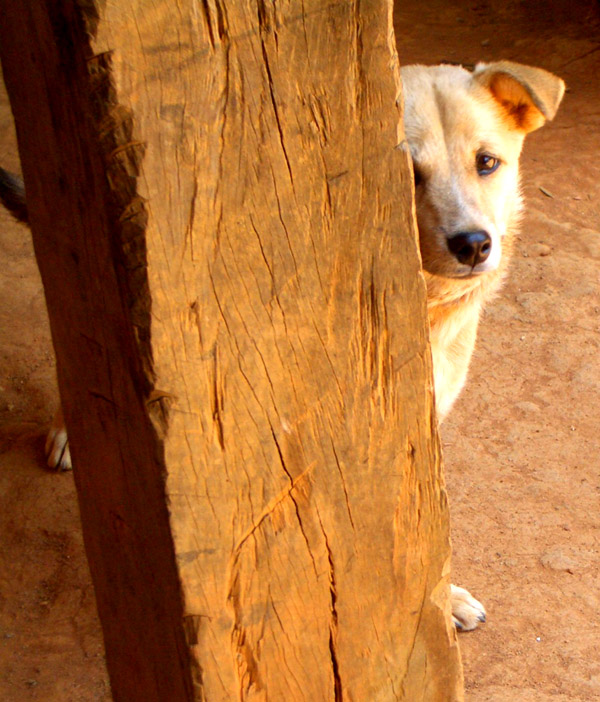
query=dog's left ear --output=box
[473,61,565,133]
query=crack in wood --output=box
[269,424,318,577]
[317,513,344,702]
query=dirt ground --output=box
[0,1,599,700]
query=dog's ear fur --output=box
[473,61,565,133]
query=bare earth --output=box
[1,1,599,700]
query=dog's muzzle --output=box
[447,230,492,269]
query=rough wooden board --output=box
[0,1,463,700]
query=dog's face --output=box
[401,62,565,283]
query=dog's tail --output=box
[0,167,28,224]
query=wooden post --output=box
[0,1,463,700]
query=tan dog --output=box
[400,60,564,629]
[0,59,564,632]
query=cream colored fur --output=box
[401,61,564,629]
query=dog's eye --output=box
[476,153,501,176]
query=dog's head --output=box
[401,61,564,288]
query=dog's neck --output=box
[426,268,502,305]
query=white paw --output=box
[45,408,72,471]
[451,584,486,631]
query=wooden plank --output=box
[0,1,463,699]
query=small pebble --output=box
[515,401,540,413]
[530,243,552,257]
[540,549,577,573]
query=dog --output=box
[400,60,564,629]
[0,59,564,632]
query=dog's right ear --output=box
[473,61,565,133]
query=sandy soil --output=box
[0,1,599,699]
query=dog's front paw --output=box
[450,584,486,631]
[45,408,72,471]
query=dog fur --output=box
[0,59,564,632]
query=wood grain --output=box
[0,1,463,699]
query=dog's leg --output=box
[0,169,72,471]
[45,406,72,471]
[451,584,486,631]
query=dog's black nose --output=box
[447,231,492,267]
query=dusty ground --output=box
[0,92,110,699]
[0,1,599,700]
[395,1,600,700]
